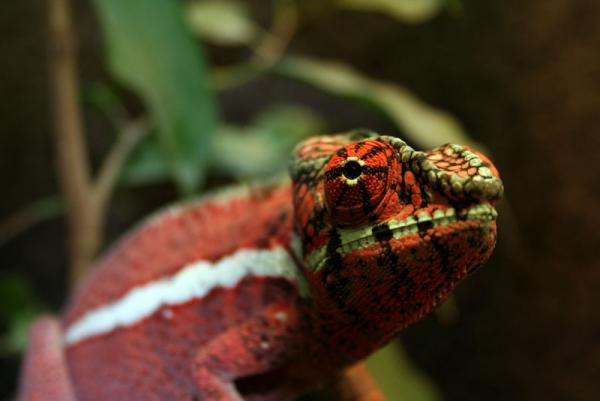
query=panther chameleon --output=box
[18,130,503,401]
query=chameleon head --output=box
[290,131,503,348]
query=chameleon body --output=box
[18,131,503,401]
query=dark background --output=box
[1,1,599,400]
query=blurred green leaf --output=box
[184,0,260,46]
[276,56,471,149]
[366,341,442,401]
[0,274,43,354]
[93,0,217,195]
[337,0,443,23]
[82,82,122,112]
[3,310,38,354]
[213,105,325,177]
[120,130,171,185]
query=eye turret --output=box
[324,140,397,226]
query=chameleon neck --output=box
[301,280,408,367]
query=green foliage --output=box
[213,105,325,177]
[120,129,171,185]
[184,0,260,46]
[337,0,444,23]
[0,275,43,354]
[89,0,469,193]
[366,342,442,401]
[83,82,123,114]
[93,0,217,195]
[276,56,470,149]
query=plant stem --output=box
[212,0,299,90]
[48,0,99,287]
[93,118,149,222]
[0,197,64,246]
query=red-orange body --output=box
[18,131,503,401]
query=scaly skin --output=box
[18,131,503,401]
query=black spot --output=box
[336,148,348,158]
[326,229,342,256]
[417,220,434,232]
[256,210,288,247]
[333,184,349,212]
[327,252,344,271]
[327,277,349,297]
[325,166,344,180]
[372,224,393,241]
[455,208,468,221]
[358,180,374,214]
[342,160,362,179]
[378,243,400,270]
[430,235,451,273]
[353,141,366,152]
[360,146,384,161]
[363,166,388,176]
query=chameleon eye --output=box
[324,140,395,226]
[342,160,362,179]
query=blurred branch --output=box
[0,197,64,246]
[212,0,299,90]
[252,0,298,68]
[48,0,97,286]
[0,119,147,254]
[48,0,148,287]
[93,118,150,219]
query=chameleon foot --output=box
[330,363,386,401]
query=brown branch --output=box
[0,197,63,246]
[48,0,98,287]
[251,0,298,68]
[92,118,150,220]
[212,0,299,90]
[48,1,149,288]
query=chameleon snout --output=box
[414,144,504,204]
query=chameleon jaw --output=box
[304,202,498,271]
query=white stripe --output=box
[64,246,300,346]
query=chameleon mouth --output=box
[305,203,497,271]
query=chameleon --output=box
[17,131,503,401]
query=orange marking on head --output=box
[404,171,416,186]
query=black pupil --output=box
[343,160,362,179]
